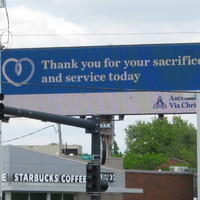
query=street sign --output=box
[101,173,115,182]
[82,154,93,161]
[100,123,113,128]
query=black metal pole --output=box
[91,116,101,200]
[91,194,100,200]
[1,105,96,131]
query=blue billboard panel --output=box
[1,43,200,95]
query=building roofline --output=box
[125,169,193,175]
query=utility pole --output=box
[57,124,62,156]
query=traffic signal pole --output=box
[0,105,97,130]
[91,118,101,200]
[0,105,104,200]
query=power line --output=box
[2,124,57,143]
[0,0,12,49]
[0,80,137,92]
[0,80,196,93]
[7,31,200,37]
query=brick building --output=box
[124,170,193,200]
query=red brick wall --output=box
[157,158,188,169]
[124,170,193,200]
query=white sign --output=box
[3,172,115,183]
[100,123,113,128]
[3,92,196,116]
[101,173,115,182]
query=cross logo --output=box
[153,96,167,109]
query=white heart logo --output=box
[2,58,35,87]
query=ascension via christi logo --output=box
[2,58,35,87]
[153,96,167,109]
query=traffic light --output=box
[86,162,100,193]
[0,94,4,101]
[100,178,108,192]
[0,103,4,121]
[86,162,109,193]
[0,95,8,122]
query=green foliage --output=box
[49,143,58,146]
[124,116,197,170]
[111,141,123,157]
[124,152,167,170]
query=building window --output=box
[51,193,62,200]
[10,192,73,200]
[63,194,74,200]
[30,193,46,200]
[11,193,28,200]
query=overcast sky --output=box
[0,0,200,153]
[2,0,200,48]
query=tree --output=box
[111,141,123,157]
[164,116,197,167]
[124,116,197,170]
[124,152,167,170]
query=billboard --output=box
[1,43,199,115]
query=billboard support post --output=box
[0,121,2,200]
[0,47,2,200]
[197,92,200,200]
